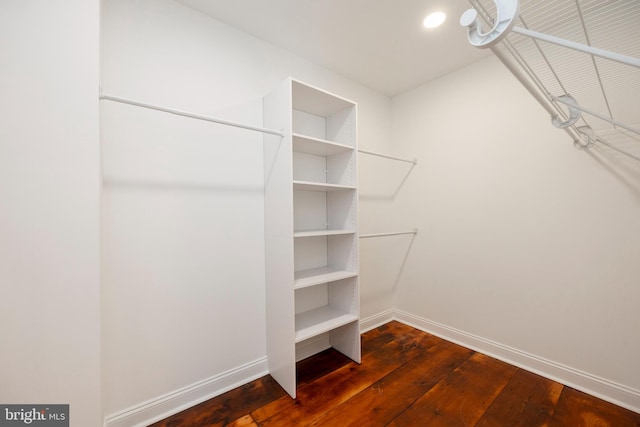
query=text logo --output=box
[0,405,68,426]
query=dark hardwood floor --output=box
[151,321,640,426]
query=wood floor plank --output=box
[387,352,519,427]
[251,325,440,425]
[296,348,351,387]
[151,322,640,427]
[148,375,285,427]
[549,387,640,427]
[225,414,257,427]
[475,368,564,427]
[360,321,422,349]
[307,339,474,427]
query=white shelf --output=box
[294,267,358,290]
[295,306,358,343]
[293,133,354,155]
[294,229,356,238]
[292,80,355,117]
[293,180,356,192]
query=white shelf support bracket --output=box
[551,95,582,129]
[460,0,520,49]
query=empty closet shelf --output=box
[293,229,356,237]
[293,133,354,155]
[295,306,358,343]
[293,181,356,192]
[294,267,358,289]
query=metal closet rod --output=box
[359,229,418,239]
[358,149,417,165]
[101,92,421,162]
[99,91,285,137]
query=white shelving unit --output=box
[263,78,360,398]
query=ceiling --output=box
[175,0,492,96]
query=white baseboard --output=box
[360,309,394,333]
[393,309,640,414]
[103,357,268,427]
[104,309,640,426]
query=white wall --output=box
[358,153,418,322]
[100,0,391,422]
[0,1,102,426]
[4,0,636,424]
[391,56,640,409]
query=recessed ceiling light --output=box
[423,11,446,29]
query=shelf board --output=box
[293,180,356,192]
[294,267,357,289]
[292,80,356,117]
[293,229,356,238]
[295,306,358,343]
[293,133,354,156]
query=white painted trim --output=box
[393,309,640,414]
[104,308,640,427]
[103,357,268,427]
[360,309,394,333]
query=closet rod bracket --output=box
[551,95,581,129]
[460,0,520,49]
[574,126,596,150]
